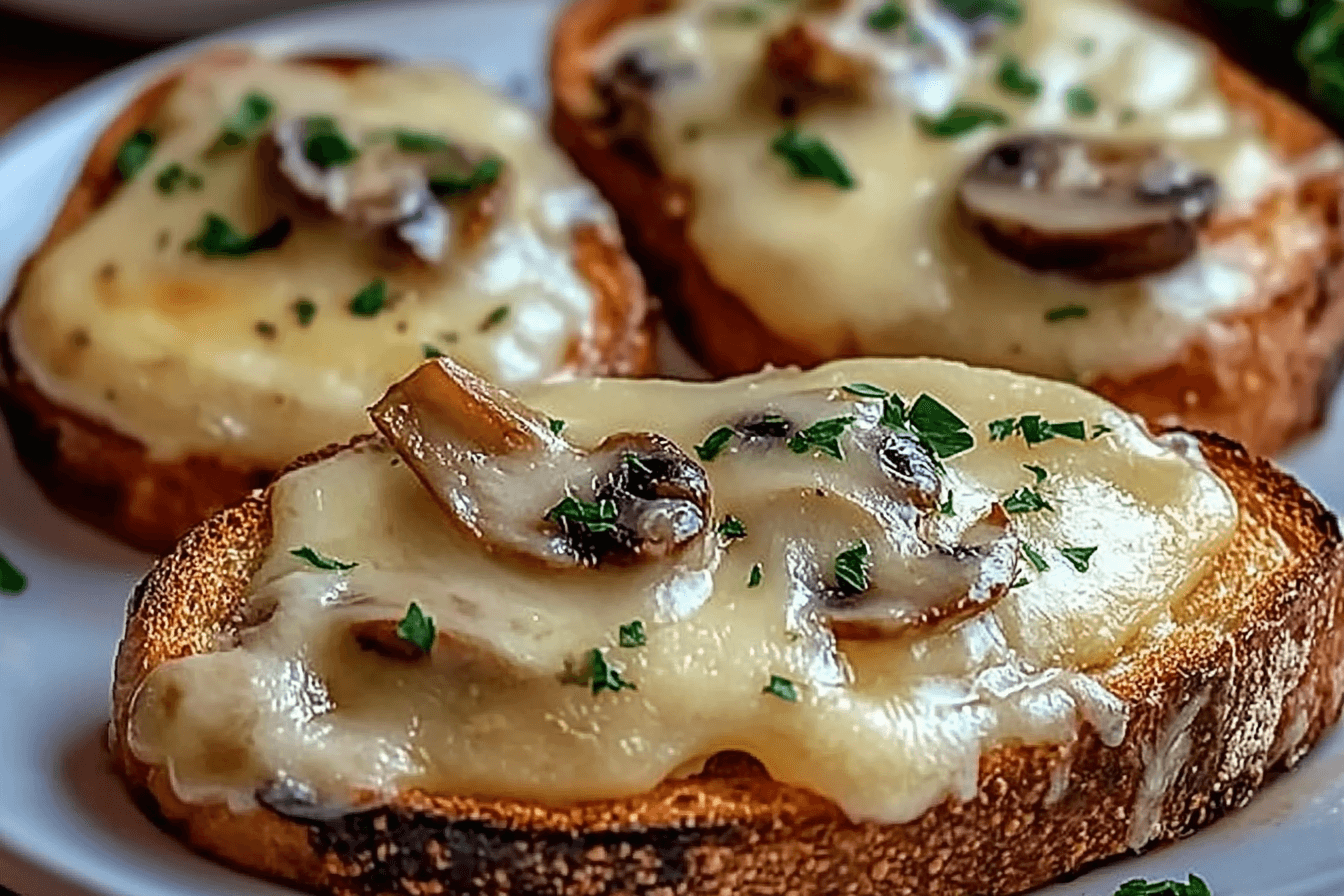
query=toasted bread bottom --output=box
[110,432,1344,896]
[548,0,1344,458]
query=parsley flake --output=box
[1023,464,1048,483]
[1011,576,1029,589]
[989,415,1087,445]
[834,540,870,595]
[396,602,436,653]
[293,298,317,327]
[917,103,1009,138]
[942,0,1022,24]
[1060,545,1098,572]
[389,128,452,153]
[771,128,856,189]
[988,417,1017,441]
[624,453,653,474]
[115,130,156,180]
[748,563,763,587]
[710,4,765,25]
[908,394,973,458]
[1066,85,1099,117]
[154,162,203,195]
[302,115,360,167]
[879,395,908,431]
[718,515,748,540]
[1003,487,1053,514]
[1091,423,1113,439]
[430,156,504,198]
[695,426,736,461]
[1113,876,1211,896]
[186,214,290,257]
[549,418,567,435]
[1046,304,1089,322]
[422,343,445,359]
[762,674,799,702]
[480,304,510,331]
[940,492,955,515]
[789,416,855,460]
[842,382,889,399]
[0,552,27,595]
[1077,36,1096,55]
[290,546,357,571]
[1022,543,1049,573]
[587,648,637,694]
[546,496,618,533]
[997,55,1042,99]
[349,278,389,317]
[619,619,647,647]
[867,1,905,31]
[210,91,274,153]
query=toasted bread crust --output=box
[0,51,656,554]
[110,431,1344,896]
[548,0,1344,458]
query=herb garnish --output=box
[718,515,748,540]
[116,130,156,180]
[771,128,856,189]
[255,321,277,339]
[389,129,452,153]
[293,298,317,327]
[988,415,1087,446]
[1113,876,1211,896]
[430,156,504,198]
[624,453,653,475]
[789,416,855,460]
[940,492,955,515]
[549,418,567,435]
[748,563,763,587]
[917,103,1010,138]
[185,213,291,257]
[997,55,1042,99]
[302,115,359,167]
[1003,486,1053,514]
[941,0,1022,25]
[711,4,765,25]
[154,162,203,195]
[867,1,905,31]
[546,496,618,533]
[1022,543,1049,573]
[396,602,436,653]
[0,552,27,595]
[210,91,274,153]
[695,426,736,461]
[1118,106,1138,125]
[834,541,870,595]
[1077,36,1096,55]
[907,394,973,458]
[842,382,889,399]
[619,620,647,647]
[1066,85,1098,117]
[290,546,357,570]
[349,278,389,317]
[480,304,510,331]
[1091,423,1113,439]
[762,674,799,702]
[1023,464,1047,483]
[422,343,445,359]
[586,649,637,694]
[1060,545,1098,572]
[1046,304,1089,322]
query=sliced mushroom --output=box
[767,21,871,99]
[956,134,1219,281]
[267,116,504,265]
[369,357,711,569]
[594,45,699,167]
[256,774,362,823]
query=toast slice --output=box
[549,0,1344,458]
[111,357,1344,896]
[0,48,654,553]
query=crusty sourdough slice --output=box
[548,0,1344,459]
[110,427,1344,896]
[0,50,654,554]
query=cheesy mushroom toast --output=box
[113,356,1344,896]
[0,48,653,553]
[550,0,1344,457]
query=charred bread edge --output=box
[548,0,1344,458]
[0,48,655,554]
[110,429,1344,896]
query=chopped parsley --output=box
[619,619,647,647]
[1022,543,1049,573]
[185,213,290,257]
[710,4,765,25]
[0,552,27,595]
[255,321,277,339]
[770,128,856,189]
[1091,423,1113,439]
[430,156,504,198]
[480,304,510,331]
[917,103,1009,139]
[695,426,736,461]
[154,162,202,194]
[834,540,870,595]
[302,115,360,167]
[1023,464,1047,483]
[115,130,156,180]
[997,55,1042,100]
[586,649,637,694]
[867,1,905,31]
[349,278,389,317]
[762,674,799,702]
[788,416,855,460]
[880,395,908,432]
[1060,545,1098,572]
[210,91,274,153]
[988,415,1087,446]
[940,492,955,515]
[422,343,445,359]
[549,418,567,435]
[1046,304,1089,322]
[748,563,763,587]
[1066,85,1099,117]
[624,453,653,474]
[1003,486,1053,514]
[907,394,973,458]
[1077,36,1097,55]
[389,128,452,153]
[546,496,618,533]
[396,602,436,653]
[842,382,890,399]
[1113,877,1210,896]
[1118,106,1138,125]
[718,515,748,540]
[941,0,1022,24]
[290,546,357,571]
[293,298,317,327]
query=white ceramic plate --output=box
[4,2,1344,894]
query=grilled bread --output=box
[0,48,653,553]
[112,356,1344,896]
[549,0,1344,457]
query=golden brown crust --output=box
[548,0,1344,458]
[110,430,1344,896]
[0,50,656,554]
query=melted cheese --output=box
[9,52,613,465]
[127,359,1238,823]
[596,0,1335,381]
